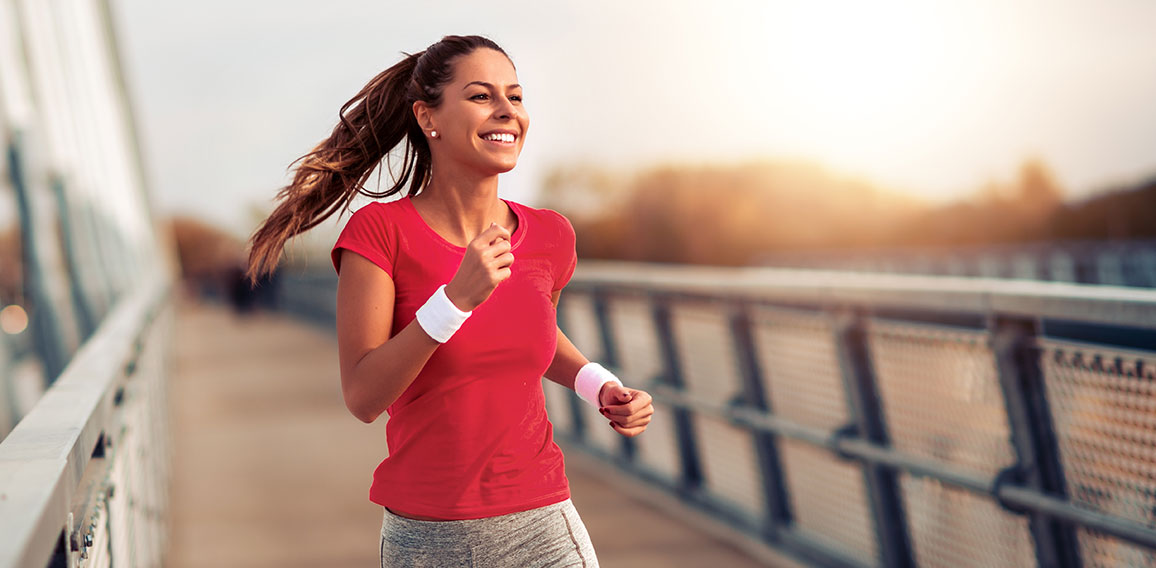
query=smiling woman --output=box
[244,35,654,567]
[409,48,529,226]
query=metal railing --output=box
[755,239,1156,288]
[542,262,1156,568]
[0,271,171,568]
[0,0,171,565]
[275,262,1156,567]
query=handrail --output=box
[570,261,1156,328]
[0,270,168,568]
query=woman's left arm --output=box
[543,291,654,437]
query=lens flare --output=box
[0,304,29,334]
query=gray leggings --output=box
[379,499,599,567]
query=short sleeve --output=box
[550,211,577,292]
[331,203,396,277]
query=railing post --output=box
[832,309,915,568]
[555,293,587,443]
[651,294,704,492]
[728,303,792,538]
[7,135,72,381]
[991,316,1081,568]
[51,177,97,340]
[591,289,636,462]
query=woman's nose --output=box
[494,99,516,120]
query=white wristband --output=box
[575,362,623,408]
[415,285,471,343]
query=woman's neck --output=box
[412,173,514,247]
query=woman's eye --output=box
[470,93,489,101]
[509,95,523,103]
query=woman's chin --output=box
[486,160,519,176]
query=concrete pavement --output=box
[167,299,787,567]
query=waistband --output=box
[381,498,574,544]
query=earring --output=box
[430,130,438,139]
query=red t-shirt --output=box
[330,196,576,519]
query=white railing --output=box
[0,271,170,568]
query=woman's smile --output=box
[480,130,518,145]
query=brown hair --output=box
[246,35,509,282]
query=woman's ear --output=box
[412,101,436,133]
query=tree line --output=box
[539,159,1155,266]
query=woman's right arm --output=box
[336,251,439,423]
[335,223,513,423]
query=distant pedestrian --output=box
[226,261,255,315]
[246,35,653,567]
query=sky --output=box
[112,0,1156,236]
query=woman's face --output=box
[421,48,528,177]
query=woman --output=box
[247,35,654,567]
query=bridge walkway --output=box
[167,298,787,567]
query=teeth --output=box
[483,133,515,142]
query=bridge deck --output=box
[167,299,785,567]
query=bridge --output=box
[4,2,1156,567]
[277,263,1156,568]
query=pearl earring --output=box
[430,130,438,138]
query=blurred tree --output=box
[1017,158,1064,207]
[542,160,924,265]
[167,216,244,280]
[542,157,1156,265]
[889,159,1066,246]
[1049,176,1156,240]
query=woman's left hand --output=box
[598,384,654,437]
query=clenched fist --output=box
[444,223,514,312]
[599,383,654,438]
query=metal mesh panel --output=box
[779,439,879,561]
[1077,530,1156,568]
[901,474,1037,568]
[557,292,621,455]
[749,307,877,559]
[1040,339,1156,565]
[692,416,765,519]
[581,397,624,455]
[750,306,848,430]
[669,302,762,517]
[630,399,682,481]
[607,296,662,387]
[608,296,680,480]
[1130,250,1156,287]
[669,302,744,405]
[559,292,602,358]
[868,319,1016,475]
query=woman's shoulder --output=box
[350,197,408,218]
[508,200,574,236]
[340,198,413,234]
[331,199,410,274]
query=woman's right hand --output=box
[444,223,514,311]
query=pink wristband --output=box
[574,362,623,408]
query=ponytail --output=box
[246,53,422,282]
[245,34,509,284]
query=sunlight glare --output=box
[776,2,951,157]
[1,304,28,334]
